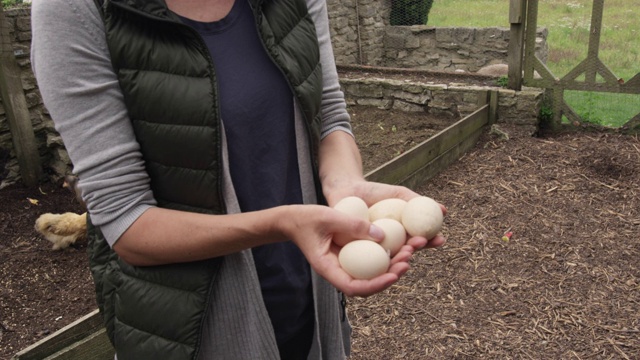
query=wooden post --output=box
[585,0,604,83]
[0,2,42,186]
[507,0,526,90]
[488,90,499,125]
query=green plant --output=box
[496,75,508,88]
[390,0,435,26]
[2,0,23,8]
[538,104,554,124]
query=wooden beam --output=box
[509,0,524,23]
[42,329,114,360]
[12,309,114,360]
[488,90,499,125]
[398,124,484,191]
[507,0,526,90]
[365,104,489,187]
[0,3,42,186]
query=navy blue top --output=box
[177,0,314,355]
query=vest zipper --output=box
[248,0,325,203]
[108,1,228,215]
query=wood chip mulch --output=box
[348,127,640,359]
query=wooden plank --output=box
[585,0,605,83]
[12,309,113,360]
[488,90,499,125]
[43,329,114,360]
[557,80,639,94]
[507,0,526,90]
[525,56,556,84]
[522,0,540,88]
[624,73,640,88]
[476,90,489,108]
[365,105,489,186]
[399,124,484,191]
[622,112,640,132]
[0,3,42,186]
[509,0,525,23]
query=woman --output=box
[31,0,446,358]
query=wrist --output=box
[271,205,300,241]
[320,174,363,192]
[321,177,368,207]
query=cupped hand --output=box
[322,179,447,250]
[282,204,414,297]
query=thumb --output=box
[333,216,385,247]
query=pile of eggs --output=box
[334,196,443,280]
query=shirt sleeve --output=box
[306,0,354,139]
[31,0,156,246]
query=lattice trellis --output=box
[512,0,640,130]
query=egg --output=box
[333,196,370,246]
[333,196,369,220]
[401,196,443,239]
[338,240,390,280]
[368,198,407,222]
[373,218,407,257]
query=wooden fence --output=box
[0,2,41,186]
[508,0,640,131]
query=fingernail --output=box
[369,224,385,240]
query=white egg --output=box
[401,196,443,240]
[333,196,370,246]
[334,196,369,220]
[338,240,390,280]
[368,198,407,222]
[373,218,407,257]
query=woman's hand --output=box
[323,178,447,250]
[280,204,415,297]
[318,131,446,251]
[313,131,446,296]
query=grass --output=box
[428,0,639,127]
[2,0,22,7]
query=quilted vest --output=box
[87,0,324,358]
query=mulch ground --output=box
[0,181,93,360]
[350,118,640,359]
[1,104,639,359]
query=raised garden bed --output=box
[6,93,497,360]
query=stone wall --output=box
[327,0,392,66]
[326,0,548,71]
[340,77,544,135]
[382,26,548,72]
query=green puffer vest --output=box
[87,0,324,358]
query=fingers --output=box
[405,233,446,250]
[329,244,413,297]
[318,253,399,297]
[339,238,441,296]
[390,244,414,264]
[439,203,448,217]
[329,208,385,247]
[405,236,428,250]
[334,255,412,297]
[334,272,400,298]
[425,234,447,248]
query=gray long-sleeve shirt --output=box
[31,0,353,246]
